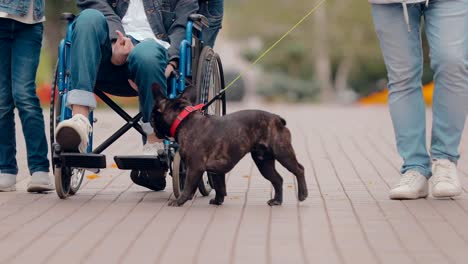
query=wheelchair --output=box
[50,13,227,199]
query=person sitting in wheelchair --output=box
[55,0,200,191]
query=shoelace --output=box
[75,115,93,135]
[432,161,455,184]
[398,171,418,186]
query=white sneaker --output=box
[389,170,428,200]
[431,159,462,198]
[142,142,165,156]
[55,114,92,153]
[27,171,54,193]
[0,173,16,192]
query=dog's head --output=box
[151,83,193,138]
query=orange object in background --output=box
[359,82,434,106]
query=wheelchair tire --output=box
[55,166,71,199]
[50,61,85,197]
[194,47,226,196]
[172,151,186,199]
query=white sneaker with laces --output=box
[0,173,16,192]
[389,170,428,200]
[27,171,54,193]
[143,142,165,156]
[431,159,462,198]
[55,114,92,153]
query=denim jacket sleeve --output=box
[77,0,125,41]
[167,0,199,61]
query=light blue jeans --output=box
[372,0,468,177]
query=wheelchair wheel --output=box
[195,48,226,196]
[54,166,71,199]
[50,61,85,197]
[171,151,186,198]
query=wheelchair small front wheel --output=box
[55,166,72,199]
[69,168,85,195]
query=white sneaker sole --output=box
[389,189,428,200]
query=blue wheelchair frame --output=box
[55,16,205,155]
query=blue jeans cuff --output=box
[402,166,432,178]
[66,90,97,111]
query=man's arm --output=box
[77,0,125,41]
[167,0,199,61]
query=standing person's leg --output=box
[425,0,468,197]
[199,0,224,47]
[56,9,112,153]
[11,21,52,192]
[0,19,18,191]
[372,3,430,199]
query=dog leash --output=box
[202,0,329,111]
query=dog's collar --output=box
[169,104,205,138]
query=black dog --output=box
[151,84,308,207]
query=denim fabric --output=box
[198,0,223,47]
[77,0,198,60]
[0,0,44,21]
[372,0,468,177]
[0,18,49,175]
[67,9,168,132]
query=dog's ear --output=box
[151,83,166,106]
[180,84,196,104]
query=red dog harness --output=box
[169,104,205,138]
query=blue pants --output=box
[67,9,168,131]
[0,18,49,175]
[372,0,468,177]
[199,0,224,47]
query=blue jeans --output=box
[372,0,468,177]
[67,9,168,135]
[199,0,224,47]
[0,18,49,175]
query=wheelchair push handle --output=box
[188,14,209,30]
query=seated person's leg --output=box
[127,40,168,147]
[126,40,169,191]
[199,0,224,47]
[56,9,111,153]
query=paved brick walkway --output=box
[1,104,468,264]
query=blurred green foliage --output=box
[225,0,434,100]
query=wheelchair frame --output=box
[51,13,226,199]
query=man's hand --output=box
[111,30,134,66]
[165,61,178,78]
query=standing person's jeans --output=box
[372,0,468,177]
[67,9,168,136]
[199,0,224,47]
[0,18,49,175]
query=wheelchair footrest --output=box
[114,155,166,170]
[60,153,107,169]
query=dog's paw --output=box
[267,199,282,206]
[298,193,308,202]
[209,198,223,206]
[168,200,181,207]
[298,188,309,201]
